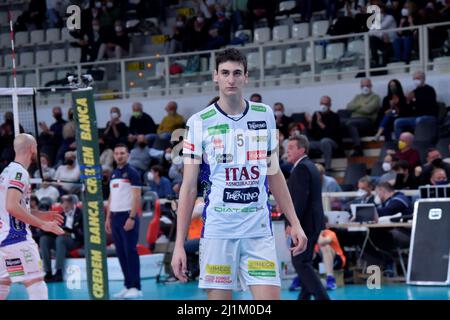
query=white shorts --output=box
[199,236,281,291]
[0,240,44,283]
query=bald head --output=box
[399,132,414,147]
[14,133,37,153]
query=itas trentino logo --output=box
[247,121,267,130]
[223,187,260,204]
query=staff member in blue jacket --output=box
[105,143,142,299]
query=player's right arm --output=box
[105,193,112,234]
[171,162,200,282]
[6,189,64,235]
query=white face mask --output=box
[275,111,283,117]
[401,8,409,17]
[165,153,172,161]
[106,1,114,8]
[374,195,382,205]
[196,17,204,23]
[176,21,184,27]
[413,79,422,87]
[95,1,101,8]
[111,112,119,119]
[147,172,154,181]
[320,104,329,113]
[382,162,392,172]
[356,189,367,197]
[115,26,122,33]
[361,86,371,95]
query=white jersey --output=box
[183,100,277,239]
[0,162,33,247]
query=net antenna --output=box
[8,4,20,136]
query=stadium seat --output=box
[312,20,329,37]
[60,28,73,42]
[371,160,384,177]
[254,27,271,43]
[51,49,66,64]
[68,47,81,63]
[0,75,7,87]
[343,163,367,190]
[247,52,260,70]
[341,66,360,79]
[263,75,278,87]
[265,49,283,68]
[272,25,290,42]
[46,28,60,43]
[432,56,450,73]
[0,33,10,48]
[436,137,450,158]
[279,0,296,12]
[41,71,56,86]
[201,81,215,93]
[280,73,297,85]
[291,23,309,39]
[0,11,7,27]
[306,45,324,62]
[347,40,365,55]
[324,42,345,62]
[320,69,339,82]
[285,47,303,65]
[155,61,165,77]
[30,30,45,45]
[14,31,29,47]
[129,87,145,98]
[126,19,140,28]
[147,85,164,96]
[183,82,198,94]
[300,71,313,84]
[234,29,252,43]
[18,52,34,67]
[387,62,407,74]
[36,50,50,66]
[8,74,23,87]
[4,54,13,69]
[415,117,438,144]
[408,60,422,74]
[24,72,37,87]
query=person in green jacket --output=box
[344,78,380,157]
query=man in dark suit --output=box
[286,135,330,300]
[39,195,84,282]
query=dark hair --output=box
[151,165,164,177]
[250,93,262,101]
[114,143,129,152]
[376,181,394,192]
[387,79,406,102]
[393,160,409,171]
[427,147,439,155]
[207,96,220,106]
[288,135,309,154]
[215,48,247,73]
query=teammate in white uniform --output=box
[0,134,64,300]
[171,48,308,300]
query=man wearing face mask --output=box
[345,78,381,157]
[351,176,375,205]
[97,20,129,60]
[128,135,151,179]
[273,102,293,138]
[379,154,398,184]
[103,107,129,149]
[306,96,342,172]
[54,151,81,195]
[37,107,66,162]
[128,102,157,146]
[430,168,448,186]
[418,148,450,185]
[144,165,174,199]
[393,3,415,63]
[393,71,438,139]
[391,132,420,171]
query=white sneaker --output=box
[113,288,129,299]
[123,288,143,299]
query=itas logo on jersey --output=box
[223,187,260,204]
[247,150,267,160]
[225,166,259,186]
[247,121,267,130]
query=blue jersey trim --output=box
[200,160,212,238]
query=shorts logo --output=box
[206,264,231,275]
[204,275,232,284]
[183,141,195,151]
[15,172,22,181]
[247,150,267,160]
[20,249,34,264]
[6,258,25,277]
[216,154,233,163]
[247,121,267,130]
[223,187,260,204]
[248,260,276,277]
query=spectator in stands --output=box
[316,163,342,210]
[54,151,81,195]
[379,154,399,184]
[157,101,185,140]
[38,106,66,162]
[46,0,67,28]
[374,79,411,142]
[15,0,47,31]
[34,154,56,180]
[352,176,375,204]
[103,107,129,149]
[345,78,381,157]
[97,20,129,60]
[306,96,342,172]
[34,172,60,204]
[101,165,112,201]
[128,102,157,146]
[167,150,183,195]
[394,71,438,139]
[246,0,276,28]
[84,18,109,61]
[249,93,262,102]
[389,132,421,171]
[417,148,450,185]
[375,182,413,218]
[273,102,293,140]
[369,3,397,66]
[144,165,174,199]
[56,108,76,164]
[212,5,232,43]
[314,216,346,290]
[165,14,188,54]
[393,1,417,63]
[99,0,122,28]
[203,22,227,50]
[40,194,83,282]
[430,167,448,185]
[186,12,210,51]
[392,159,419,189]
[129,135,151,178]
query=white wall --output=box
[31,72,450,130]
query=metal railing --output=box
[0,21,449,103]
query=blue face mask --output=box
[435,180,448,186]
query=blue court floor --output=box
[7,279,450,300]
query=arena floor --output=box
[7,280,450,300]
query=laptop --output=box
[350,203,378,223]
[324,211,351,225]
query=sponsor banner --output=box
[223,187,260,204]
[72,89,109,300]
